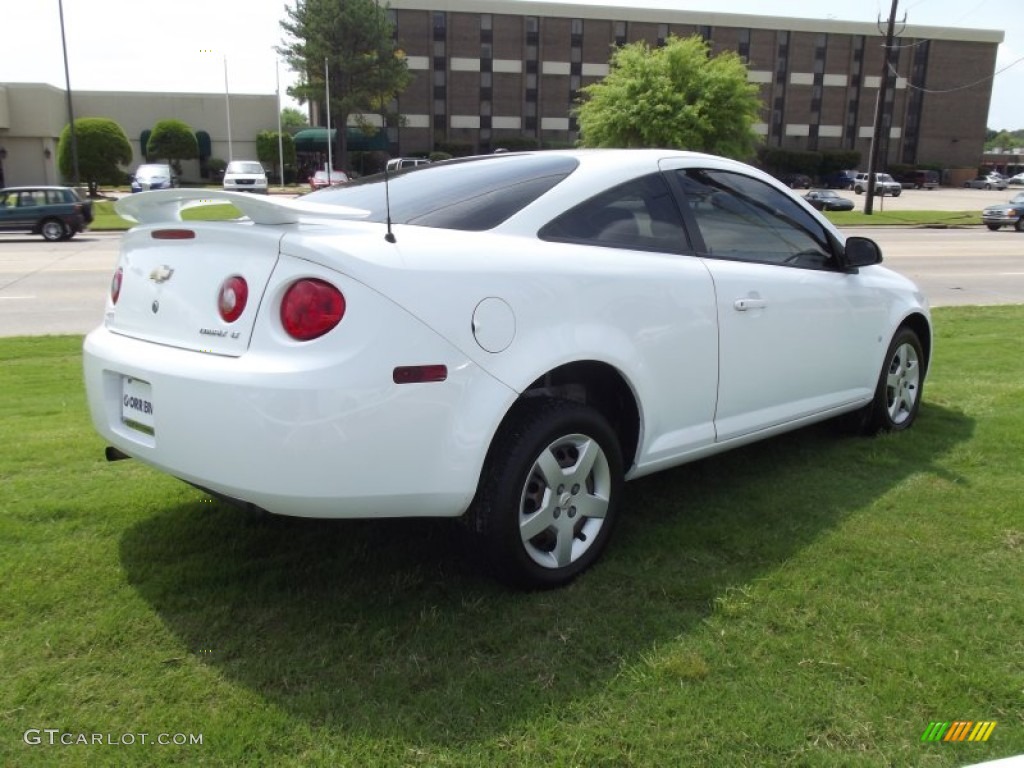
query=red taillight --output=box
[110,267,123,304]
[217,276,248,323]
[280,279,345,341]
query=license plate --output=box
[122,376,155,434]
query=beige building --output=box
[0,83,277,188]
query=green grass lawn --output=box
[1,306,1022,766]
[824,209,981,227]
[91,201,243,230]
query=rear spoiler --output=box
[115,189,370,226]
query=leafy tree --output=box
[146,119,199,171]
[256,130,297,182]
[576,35,761,159]
[279,0,411,170]
[985,129,1023,151]
[281,107,309,133]
[57,117,132,196]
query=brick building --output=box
[374,0,1001,169]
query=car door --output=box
[536,171,720,465]
[12,190,44,229]
[663,164,886,442]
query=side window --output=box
[539,173,689,254]
[674,169,834,268]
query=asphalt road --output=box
[1,190,1022,337]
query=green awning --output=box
[293,127,387,152]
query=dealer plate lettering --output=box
[122,376,155,434]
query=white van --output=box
[223,161,269,194]
[385,157,430,171]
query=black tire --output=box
[987,223,1002,231]
[1016,218,1024,232]
[40,219,66,242]
[861,327,925,434]
[466,398,623,588]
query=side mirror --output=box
[844,236,883,269]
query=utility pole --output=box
[58,0,80,187]
[865,0,902,214]
[224,56,234,162]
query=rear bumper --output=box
[83,320,516,519]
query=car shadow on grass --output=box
[119,401,972,748]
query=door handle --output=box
[733,298,767,311]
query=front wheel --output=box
[467,399,623,588]
[862,327,925,434]
[1015,218,1024,232]
[987,223,1002,231]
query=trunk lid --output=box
[105,224,283,356]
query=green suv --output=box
[0,186,94,241]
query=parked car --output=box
[895,169,939,190]
[130,164,176,193]
[308,169,349,190]
[853,172,902,196]
[981,191,1024,231]
[964,174,1008,190]
[0,185,94,241]
[1007,172,1024,186]
[386,157,431,171]
[222,161,268,194]
[86,150,931,588]
[823,170,857,190]
[777,172,812,189]
[803,189,855,211]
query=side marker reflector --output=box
[393,365,448,384]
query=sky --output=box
[1,0,1021,129]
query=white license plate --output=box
[122,376,155,434]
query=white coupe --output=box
[83,150,930,587]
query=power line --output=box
[887,55,1024,94]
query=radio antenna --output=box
[383,163,396,243]
[376,0,396,243]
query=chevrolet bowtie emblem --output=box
[149,265,175,283]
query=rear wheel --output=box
[40,219,66,242]
[862,327,924,434]
[1016,218,1024,232]
[467,399,623,588]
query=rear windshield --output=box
[305,154,578,231]
[227,162,265,174]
